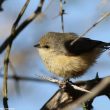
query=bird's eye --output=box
[43,45,50,48]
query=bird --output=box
[34,32,110,79]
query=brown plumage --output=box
[34,32,110,78]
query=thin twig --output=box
[10,0,30,94]
[9,60,20,93]
[35,74,91,93]
[71,84,91,93]
[2,0,31,109]
[11,0,30,33]
[1,72,110,110]
[1,0,45,107]
[44,0,53,13]
[1,0,45,106]
[0,74,47,83]
[0,0,45,54]
[65,76,110,110]
[2,44,11,110]
[60,0,65,32]
[41,75,110,110]
[35,74,61,83]
[1,1,45,107]
[70,12,110,45]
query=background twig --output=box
[2,0,31,109]
[60,0,65,32]
[71,12,110,45]
[0,0,45,54]
[11,0,30,33]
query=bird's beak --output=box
[34,44,40,48]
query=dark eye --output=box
[43,45,50,48]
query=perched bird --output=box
[34,32,110,79]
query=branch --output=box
[0,0,45,53]
[41,75,110,110]
[2,43,11,110]
[0,72,110,110]
[35,75,91,93]
[59,0,65,32]
[68,76,110,110]
[11,0,30,33]
[2,0,31,109]
[0,74,48,83]
[70,12,110,45]
[2,0,45,109]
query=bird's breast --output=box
[38,48,93,78]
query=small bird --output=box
[34,32,110,79]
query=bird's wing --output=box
[64,37,105,55]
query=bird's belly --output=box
[38,47,101,78]
[43,55,90,78]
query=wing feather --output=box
[65,37,105,55]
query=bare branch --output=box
[2,0,31,109]
[35,74,91,93]
[0,0,45,53]
[0,74,47,83]
[1,72,110,110]
[65,76,110,110]
[70,12,110,45]
[11,0,30,33]
[41,76,110,110]
[2,0,45,109]
[59,0,65,32]
[2,43,12,110]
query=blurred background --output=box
[0,0,110,110]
